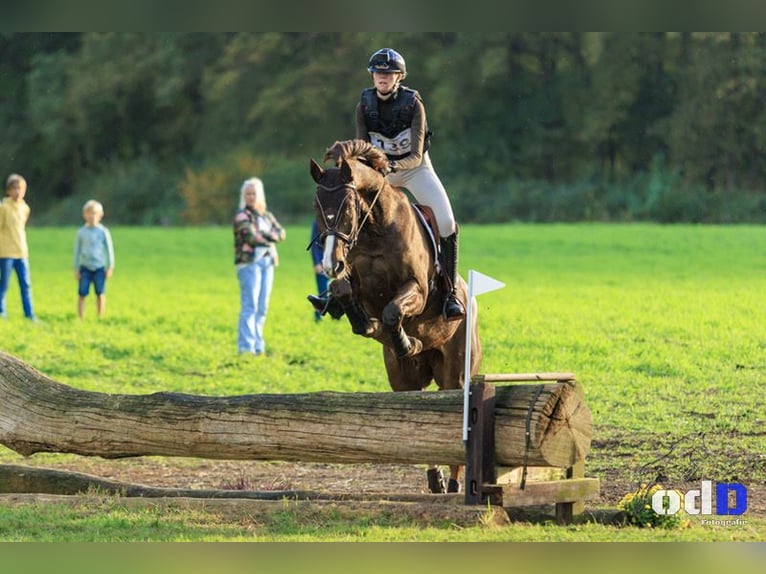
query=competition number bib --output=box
[369,128,412,157]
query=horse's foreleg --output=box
[384,280,425,357]
[344,298,375,336]
[331,279,374,336]
[382,279,426,328]
[391,325,423,358]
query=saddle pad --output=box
[412,203,441,274]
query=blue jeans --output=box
[237,256,274,354]
[0,258,35,319]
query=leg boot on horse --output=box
[439,232,466,321]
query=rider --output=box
[309,47,465,320]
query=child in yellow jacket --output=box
[0,174,36,320]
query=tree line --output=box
[1,32,764,225]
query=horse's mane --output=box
[323,139,388,172]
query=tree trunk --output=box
[0,351,591,468]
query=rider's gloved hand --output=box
[379,161,397,177]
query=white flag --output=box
[463,269,505,443]
[469,270,505,297]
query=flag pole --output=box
[462,271,475,444]
[462,270,505,444]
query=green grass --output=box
[0,223,764,541]
[0,497,762,542]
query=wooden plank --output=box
[501,478,600,507]
[0,493,512,527]
[496,466,561,485]
[472,373,576,383]
[0,463,468,504]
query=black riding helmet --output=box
[367,48,407,79]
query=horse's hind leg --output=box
[383,348,433,392]
[431,347,469,494]
[384,351,452,493]
[426,466,460,493]
[447,466,462,493]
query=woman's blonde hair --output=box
[239,177,266,211]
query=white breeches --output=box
[387,152,456,237]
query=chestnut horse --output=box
[310,139,482,493]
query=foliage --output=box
[179,147,264,224]
[451,170,765,224]
[2,33,765,225]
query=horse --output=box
[309,139,482,494]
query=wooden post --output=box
[555,460,585,525]
[464,382,501,505]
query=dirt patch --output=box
[32,458,432,495]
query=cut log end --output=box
[539,383,593,468]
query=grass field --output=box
[0,222,764,541]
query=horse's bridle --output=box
[309,179,384,252]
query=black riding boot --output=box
[307,293,345,320]
[439,232,466,320]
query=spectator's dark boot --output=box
[439,232,466,320]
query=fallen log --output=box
[0,351,592,468]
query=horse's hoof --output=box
[427,468,446,494]
[396,340,422,359]
[447,478,461,493]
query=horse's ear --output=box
[340,159,353,183]
[310,158,324,183]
